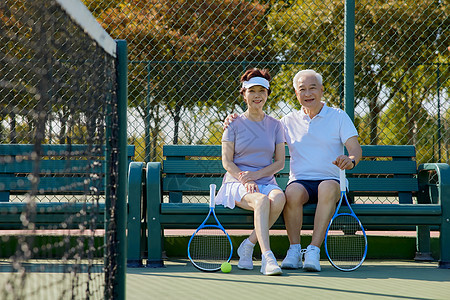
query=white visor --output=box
[242,77,270,89]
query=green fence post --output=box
[344,0,355,122]
[115,39,128,300]
[145,61,151,163]
[436,63,441,163]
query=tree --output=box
[268,0,448,151]
[268,0,346,109]
[1,1,117,146]
[84,0,449,163]
[354,0,448,145]
[90,0,279,152]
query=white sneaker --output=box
[260,251,282,276]
[303,245,321,272]
[281,246,304,269]
[237,239,254,270]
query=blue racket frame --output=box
[187,184,233,272]
[324,169,368,272]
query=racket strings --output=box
[189,227,231,270]
[326,214,366,270]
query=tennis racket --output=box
[187,184,233,272]
[324,169,367,271]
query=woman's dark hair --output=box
[240,68,271,96]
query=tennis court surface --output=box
[127,259,449,300]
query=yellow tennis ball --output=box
[221,262,232,273]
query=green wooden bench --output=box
[126,144,450,269]
[0,144,135,230]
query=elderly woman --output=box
[215,68,286,276]
[224,69,362,273]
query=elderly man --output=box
[224,69,362,272]
[279,69,362,271]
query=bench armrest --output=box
[127,162,145,267]
[128,162,144,224]
[418,163,450,265]
[417,163,450,206]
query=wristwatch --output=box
[350,159,356,169]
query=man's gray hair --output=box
[292,69,323,91]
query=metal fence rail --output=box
[82,0,449,165]
[1,0,448,204]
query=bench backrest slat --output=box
[347,160,417,175]
[1,176,105,193]
[163,160,224,174]
[163,145,221,157]
[164,176,418,193]
[163,160,417,176]
[162,145,418,202]
[0,144,136,157]
[0,144,135,197]
[0,160,104,174]
[163,145,416,158]
[358,145,415,157]
[163,177,223,192]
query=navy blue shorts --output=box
[287,179,340,203]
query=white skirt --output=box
[215,182,282,209]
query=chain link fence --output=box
[1,0,126,298]
[1,0,448,203]
[81,0,449,165]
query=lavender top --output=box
[222,114,285,185]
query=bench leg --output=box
[147,227,165,268]
[127,162,145,268]
[418,163,450,268]
[438,166,450,268]
[414,225,433,261]
[439,218,450,269]
[146,162,164,268]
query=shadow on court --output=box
[126,259,450,300]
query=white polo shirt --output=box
[280,103,358,182]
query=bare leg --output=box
[310,180,340,247]
[246,189,286,245]
[283,183,309,245]
[236,193,272,253]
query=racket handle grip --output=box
[209,184,216,207]
[339,169,346,192]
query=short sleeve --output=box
[274,121,286,145]
[339,112,358,144]
[222,124,235,142]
